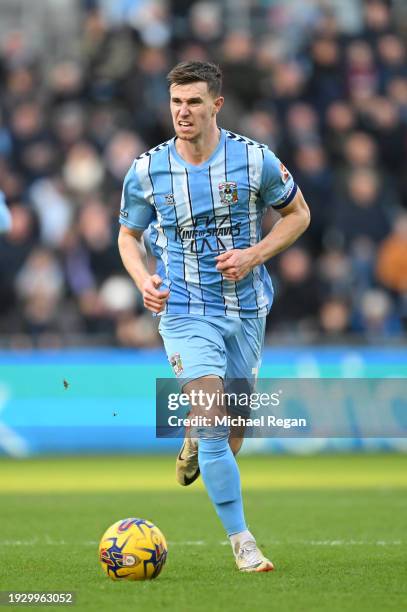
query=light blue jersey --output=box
[119,128,297,318]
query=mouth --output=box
[178,121,193,129]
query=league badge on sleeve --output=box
[119,192,129,217]
[279,163,290,184]
[219,181,238,205]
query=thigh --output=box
[225,317,266,381]
[158,315,227,383]
[223,318,265,420]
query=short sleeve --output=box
[119,163,156,230]
[259,149,298,210]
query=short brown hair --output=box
[167,61,222,97]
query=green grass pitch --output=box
[0,453,406,611]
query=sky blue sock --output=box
[198,434,247,536]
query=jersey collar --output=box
[170,128,226,171]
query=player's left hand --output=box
[215,248,258,281]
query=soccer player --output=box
[118,61,310,572]
[0,191,12,234]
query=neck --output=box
[175,125,221,166]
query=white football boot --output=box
[176,435,200,486]
[235,540,274,573]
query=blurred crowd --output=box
[0,0,406,348]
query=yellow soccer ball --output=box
[99,518,168,580]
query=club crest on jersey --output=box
[218,181,238,205]
[169,352,183,376]
[165,193,176,205]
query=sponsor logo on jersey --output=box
[174,214,241,253]
[219,181,238,205]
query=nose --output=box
[179,103,190,117]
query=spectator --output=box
[319,298,352,340]
[306,37,345,114]
[267,247,322,336]
[332,168,392,247]
[376,213,407,294]
[324,100,357,162]
[292,143,333,252]
[15,247,64,336]
[352,288,402,338]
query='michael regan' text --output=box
[168,415,307,429]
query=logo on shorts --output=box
[219,181,238,205]
[169,352,183,376]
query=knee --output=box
[229,437,243,456]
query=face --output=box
[170,81,223,142]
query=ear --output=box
[213,96,224,116]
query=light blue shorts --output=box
[158,315,266,385]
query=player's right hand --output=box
[142,274,170,313]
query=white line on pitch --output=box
[0,539,403,547]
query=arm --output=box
[118,225,169,313]
[215,189,310,281]
[250,188,310,263]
